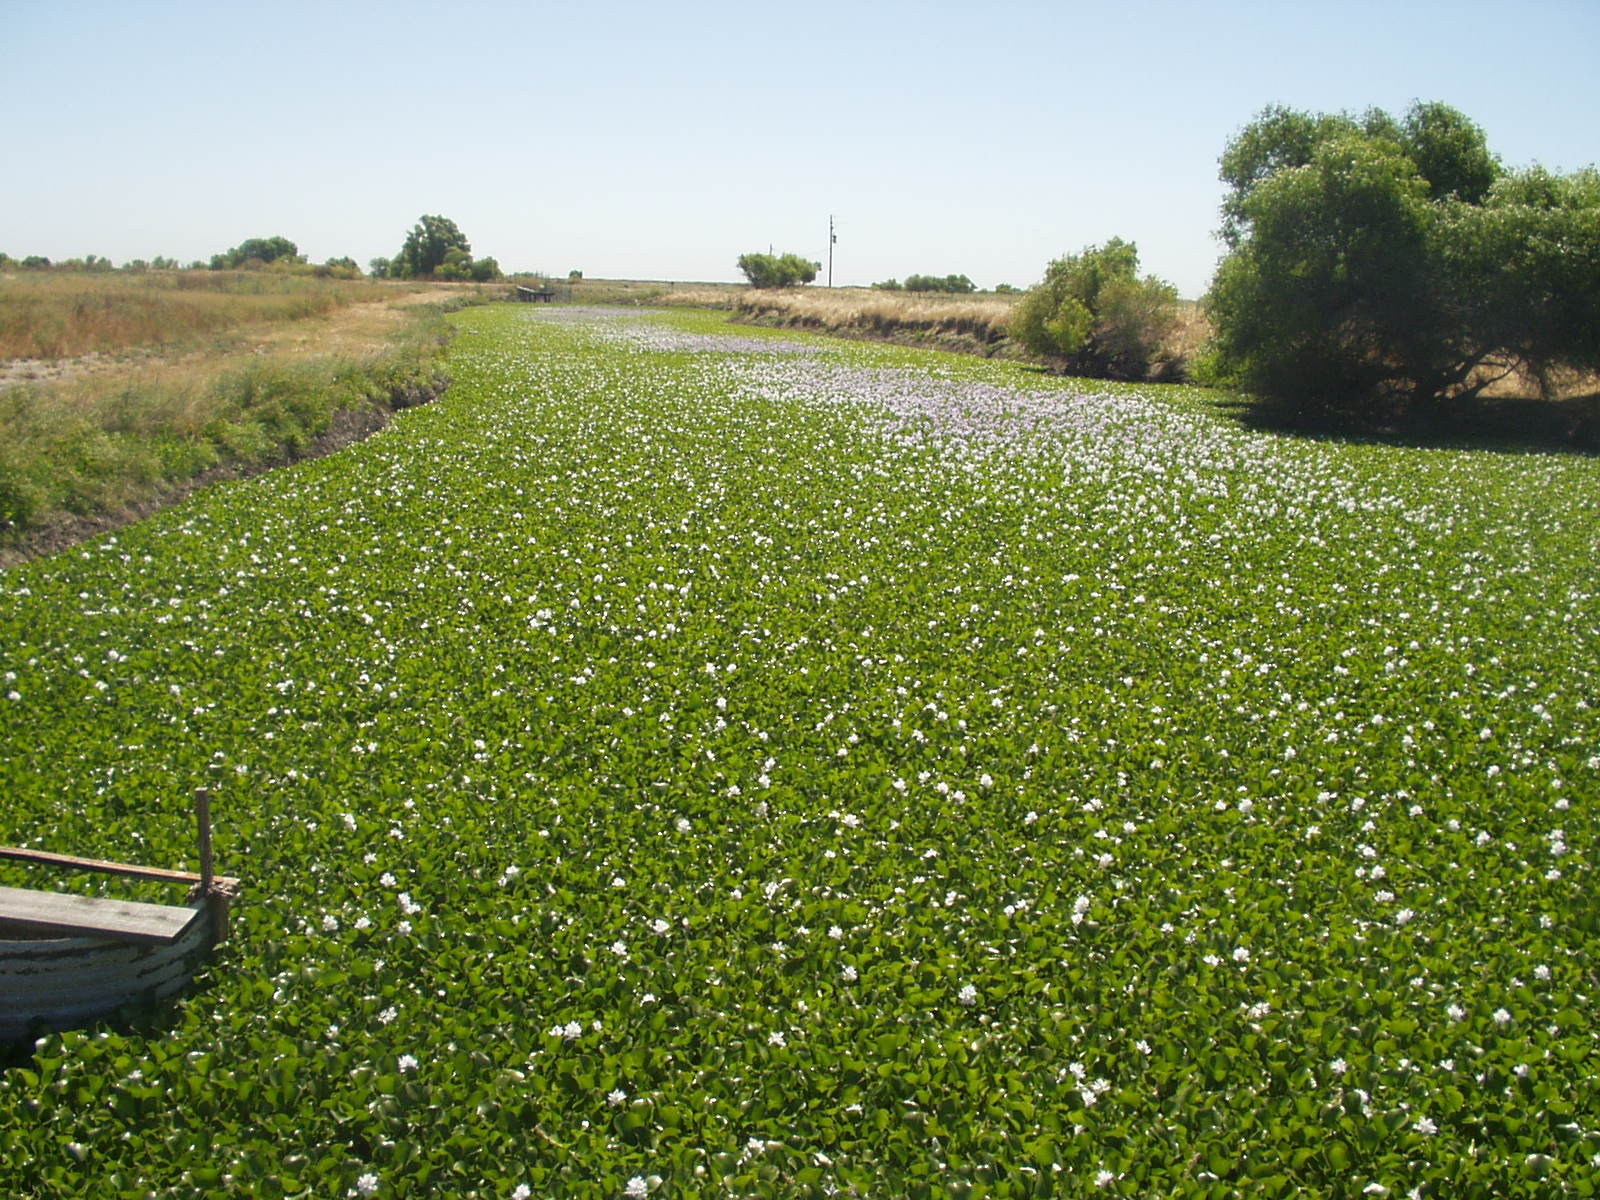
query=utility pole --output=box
[828,215,837,288]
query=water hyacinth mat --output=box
[0,304,1596,1198]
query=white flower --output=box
[322,914,339,932]
[1446,1003,1466,1022]
[377,1006,397,1025]
[675,817,690,833]
[1492,1007,1512,1026]
[354,1173,379,1197]
[1414,1116,1437,1136]
[624,1177,649,1198]
[768,1030,786,1047]
[1232,946,1250,963]
[1330,1057,1347,1075]
[957,983,978,1006]
[563,1021,583,1039]
[979,773,994,789]
[398,1054,418,1072]
[841,964,858,982]
[608,1088,627,1106]
[1095,1169,1115,1187]
[512,1186,532,1200]
[1533,964,1550,981]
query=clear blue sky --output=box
[3,0,1595,298]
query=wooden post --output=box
[195,789,229,944]
[196,789,214,895]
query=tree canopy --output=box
[737,252,819,288]
[1206,102,1600,411]
[904,273,976,294]
[210,236,302,270]
[393,216,471,279]
[385,216,501,281]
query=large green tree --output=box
[1206,102,1600,411]
[737,252,819,288]
[394,215,472,279]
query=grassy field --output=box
[0,273,500,555]
[0,270,391,361]
[1,304,1595,1197]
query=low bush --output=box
[1012,239,1182,380]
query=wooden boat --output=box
[0,792,238,1043]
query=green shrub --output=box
[1012,239,1179,379]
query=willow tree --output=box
[1206,102,1600,412]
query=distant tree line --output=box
[4,215,508,284]
[871,274,976,294]
[210,236,303,270]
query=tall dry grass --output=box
[0,270,394,360]
[732,287,1019,351]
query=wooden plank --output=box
[0,885,200,945]
[0,845,238,891]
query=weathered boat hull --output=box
[0,904,212,1042]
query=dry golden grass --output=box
[0,283,481,547]
[0,270,407,360]
[658,284,746,308]
[733,287,1019,350]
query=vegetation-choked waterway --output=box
[2,305,1596,1197]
